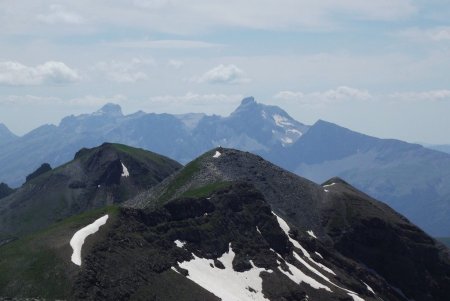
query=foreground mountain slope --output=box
[0,206,118,299]
[1,147,449,300]
[320,177,450,300]
[0,143,181,242]
[128,148,450,301]
[76,183,405,301]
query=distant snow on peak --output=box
[271,113,305,146]
[273,114,294,128]
[213,150,221,158]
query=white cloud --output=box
[94,58,155,83]
[37,4,84,24]
[397,26,450,42]
[0,0,417,35]
[109,39,221,49]
[0,61,80,86]
[276,87,450,106]
[148,92,243,105]
[197,64,251,85]
[275,86,372,105]
[168,59,184,69]
[389,90,450,102]
[0,94,126,107]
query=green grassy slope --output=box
[0,206,119,299]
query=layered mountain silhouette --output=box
[1,147,448,300]
[0,123,17,146]
[428,144,450,154]
[1,98,450,237]
[0,143,181,243]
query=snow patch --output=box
[287,128,302,136]
[256,226,262,235]
[281,137,293,145]
[323,183,336,188]
[307,230,317,239]
[70,215,109,266]
[273,114,293,127]
[213,151,221,158]
[278,254,331,292]
[175,240,186,248]
[315,251,323,259]
[262,111,268,119]
[324,189,329,193]
[121,162,130,177]
[176,244,272,301]
[348,293,365,301]
[363,281,375,294]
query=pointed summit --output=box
[0,123,18,144]
[240,96,256,106]
[94,103,123,117]
[230,96,259,116]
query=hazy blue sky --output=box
[1,0,450,144]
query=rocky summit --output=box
[1,146,449,300]
[0,143,181,243]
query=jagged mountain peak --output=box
[226,97,309,147]
[93,103,123,117]
[0,123,18,142]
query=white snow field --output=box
[176,244,273,301]
[213,151,222,158]
[121,162,130,177]
[70,214,109,266]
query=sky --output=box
[1,0,450,144]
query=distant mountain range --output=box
[1,98,450,237]
[1,147,449,300]
[427,144,450,154]
[0,123,17,146]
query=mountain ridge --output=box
[0,143,181,242]
[1,99,450,236]
[1,146,449,300]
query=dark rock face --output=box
[0,183,14,199]
[320,180,450,301]
[129,148,450,301]
[75,183,406,301]
[25,163,52,182]
[0,143,182,240]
